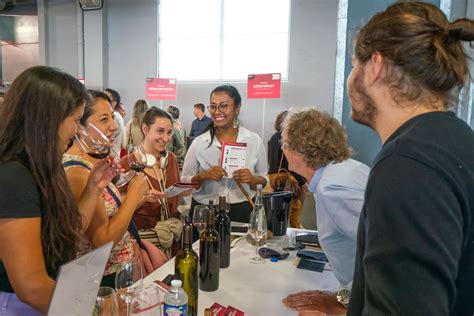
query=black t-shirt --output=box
[0,160,42,292]
[348,112,474,315]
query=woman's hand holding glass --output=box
[87,158,116,191]
[126,173,150,204]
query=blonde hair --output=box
[282,108,352,169]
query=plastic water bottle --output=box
[163,280,188,316]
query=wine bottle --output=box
[216,196,231,268]
[199,206,220,291]
[175,216,198,316]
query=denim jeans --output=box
[0,292,43,316]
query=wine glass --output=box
[248,208,267,264]
[75,124,135,187]
[128,145,148,173]
[93,287,119,316]
[192,205,208,235]
[131,284,161,316]
[115,258,144,316]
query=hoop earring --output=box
[233,118,240,128]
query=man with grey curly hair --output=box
[281,108,369,314]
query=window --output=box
[158,0,290,81]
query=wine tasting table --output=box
[145,228,340,316]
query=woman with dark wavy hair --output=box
[0,66,112,314]
[65,90,149,287]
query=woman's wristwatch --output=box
[336,287,351,308]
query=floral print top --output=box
[63,154,134,275]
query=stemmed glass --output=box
[93,287,119,316]
[131,284,161,315]
[248,207,267,264]
[75,123,135,187]
[192,205,208,236]
[115,257,144,316]
[128,145,148,173]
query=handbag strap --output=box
[62,159,145,250]
[278,151,285,171]
[127,123,133,146]
[235,181,255,208]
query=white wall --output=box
[44,0,79,76]
[41,0,338,145]
[107,0,338,145]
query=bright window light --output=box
[158,0,290,81]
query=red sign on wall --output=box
[247,73,281,99]
[145,78,177,100]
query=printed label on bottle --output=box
[163,303,188,316]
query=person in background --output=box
[105,88,124,160]
[346,3,474,315]
[0,66,112,314]
[120,107,187,256]
[118,102,126,118]
[166,105,187,171]
[281,108,369,315]
[64,90,149,287]
[267,110,307,228]
[125,99,149,147]
[189,102,212,142]
[182,84,268,230]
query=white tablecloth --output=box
[145,228,340,316]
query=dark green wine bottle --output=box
[216,196,231,268]
[175,216,198,316]
[199,206,220,291]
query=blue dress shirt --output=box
[308,158,369,287]
[190,115,212,138]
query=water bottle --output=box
[163,280,188,316]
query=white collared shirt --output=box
[181,126,269,204]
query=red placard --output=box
[247,73,281,99]
[145,78,177,100]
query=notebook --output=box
[47,242,113,316]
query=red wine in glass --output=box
[87,146,110,159]
[129,162,145,173]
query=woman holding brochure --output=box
[182,84,268,227]
[120,107,189,256]
[0,67,113,314]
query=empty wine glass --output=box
[131,284,161,316]
[115,257,144,316]
[249,208,267,264]
[93,287,119,316]
[75,123,135,187]
[192,205,208,235]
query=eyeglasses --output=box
[207,103,229,113]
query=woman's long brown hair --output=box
[0,66,89,268]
